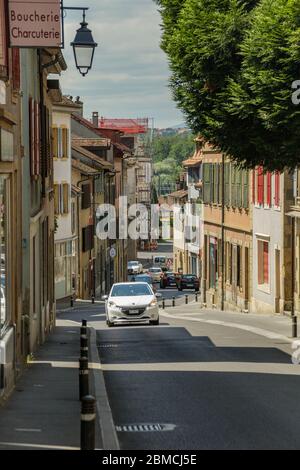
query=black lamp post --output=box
[71,11,98,77]
[62,6,98,77]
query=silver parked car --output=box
[102,282,161,327]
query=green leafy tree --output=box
[156,0,300,171]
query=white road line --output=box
[15,429,42,433]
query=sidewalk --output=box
[160,301,297,343]
[0,313,102,450]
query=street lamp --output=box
[62,6,98,77]
[71,10,98,77]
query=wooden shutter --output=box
[213,163,219,204]
[34,101,40,176]
[29,98,36,177]
[236,169,242,207]
[231,165,237,207]
[274,171,280,207]
[54,184,59,214]
[52,126,58,158]
[266,172,272,207]
[257,166,264,205]
[12,48,20,90]
[252,169,256,204]
[218,163,223,205]
[203,163,210,204]
[62,128,69,158]
[224,163,230,206]
[263,242,269,284]
[243,170,249,209]
[63,184,69,214]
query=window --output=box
[224,163,230,206]
[209,237,218,288]
[203,163,212,204]
[71,201,76,234]
[82,225,94,252]
[54,183,70,215]
[52,126,69,159]
[29,98,40,177]
[258,240,269,286]
[242,170,249,209]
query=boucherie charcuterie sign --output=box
[8,0,62,47]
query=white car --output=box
[103,282,161,327]
[127,260,143,275]
[148,267,163,283]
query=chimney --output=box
[92,111,99,128]
[73,96,83,117]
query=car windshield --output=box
[128,261,138,266]
[183,275,196,280]
[149,268,161,273]
[111,284,152,297]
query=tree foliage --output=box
[156,0,300,171]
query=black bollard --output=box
[292,315,298,338]
[195,292,198,302]
[80,332,88,358]
[81,395,96,450]
[71,295,74,307]
[162,298,165,310]
[185,295,188,305]
[172,297,175,308]
[79,357,89,401]
[92,296,95,304]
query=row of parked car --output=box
[130,269,200,292]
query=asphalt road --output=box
[95,306,300,450]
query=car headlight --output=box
[108,301,116,307]
[149,298,157,307]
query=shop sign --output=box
[8,0,61,48]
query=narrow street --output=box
[59,302,300,451]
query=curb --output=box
[89,327,120,450]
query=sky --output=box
[59,0,185,128]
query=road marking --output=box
[160,310,293,344]
[101,362,300,375]
[15,428,42,433]
[116,423,176,433]
[0,442,80,450]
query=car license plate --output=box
[187,284,194,287]
[129,309,139,314]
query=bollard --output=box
[172,297,175,308]
[81,320,87,336]
[185,295,188,305]
[79,357,89,401]
[292,315,298,338]
[92,296,95,304]
[81,395,96,450]
[162,298,165,310]
[70,295,74,308]
[195,292,198,302]
[80,332,88,358]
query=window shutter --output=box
[12,48,20,90]
[63,184,69,214]
[263,242,269,284]
[267,172,272,207]
[213,163,219,204]
[82,183,91,209]
[257,167,264,205]
[29,98,35,177]
[52,126,58,158]
[62,128,69,159]
[34,101,40,176]
[54,184,59,215]
[252,170,255,204]
[236,169,242,207]
[203,164,210,204]
[274,172,280,207]
[224,163,230,206]
[243,170,249,209]
[231,165,237,207]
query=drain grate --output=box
[116,423,176,433]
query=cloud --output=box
[59,0,184,128]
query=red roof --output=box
[98,117,148,135]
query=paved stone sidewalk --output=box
[0,315,102,450]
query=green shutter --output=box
[203,163,210,204]
[243,170,249,209]
[224,163,230,206]
[236,169,242,207]
[231,165,236,207]
[213,163,218,204]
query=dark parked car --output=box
[160,272,177,289]
[177,274,200,292]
